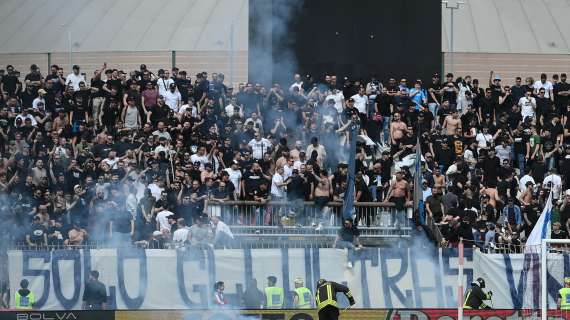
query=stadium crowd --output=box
[0,63,569,252]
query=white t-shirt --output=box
[163,90,181,112]
[224,168,242,194]
[518,96,536,119]
[519,174,535,192]
[225,104,239,118]
[66,73,85,91]
[325,91,345,113]
[147,183,164,201]
[248,138,272,160]
[156,210,174,232]
[173,226,190,245]
[179,104,198,117]
[157,78,175,97]
[543,174,562,199]
[101,157,119,170]
[32,97,45,110]
[190,154,209,170]
[533,80,554,98]
[289,81,303,92]
[475,132,493,150]
[350,93,369,114]
[271,172,285,198]
[213,221,234,239]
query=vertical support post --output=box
[68,30,72,71]
[458,237,464,320]
[541,240,547,320]
[171,50,176,70]
[47,52,52,72]
[449,7,454,75]
[230,22,235,87]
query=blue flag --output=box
[342,124,358,220]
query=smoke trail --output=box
[248,0,303,86]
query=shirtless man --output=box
[384,171,410,223]
[390,113,407,146]
[433,167,446,190]
[443,109,462,136]
[314,170,333,229]
[481,181,501,209]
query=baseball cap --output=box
[347,98,355,102]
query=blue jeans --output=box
[382,116,392,144]
[336,240,356,263]
[516,153,526,174]
[428,103,438,118]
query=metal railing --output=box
[6,202,413,251]
[205,201,410,228]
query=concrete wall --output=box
[444,52,570,85]
[0,50,248,88]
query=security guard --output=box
[292,277,312,309]
[315,278,355,320]
[264,276,284,309]
[464,277,492,309]
[14,279,35,309]
[557,277,570,310]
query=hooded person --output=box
[14,279,35,309]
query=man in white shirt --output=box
[271,167,287,200]
[533,73,554,100]
[172,218,190,247]
[325,89,345,113]
[518,90,536,121]
[156,210,174,233]
[190,146,210,170]
[289,74,303,93]
[224,161,242,197]
[225,97,242,118]
[163,83,181,112]
[157,70,175,97]
[66,65,85,91]
[543,168,562,200]
[351,86,369,115]
[211,216,234,248]
[519,170,535,192]
[248,133,272,160]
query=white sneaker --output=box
[315,223,323,231]
[347,262,353,268]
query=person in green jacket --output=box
[264,276,284,309]
[292,277,312,309]
[14,279,35,310]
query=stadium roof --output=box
[442,0,570,54]
[0,0,248,54]
[1,0,569,55]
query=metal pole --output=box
[68,29,72,71]
[171,50,176,70]
[442,1,464,76]
[458,238,464,320]
[541,240,547,320]
[47,52,51,72]
[230,22,235,87]
[449,7,454,75]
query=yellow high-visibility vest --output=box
[560,288,570,310]
[294,287,312,308]
[15,292,35,309]
[265,286,284,308]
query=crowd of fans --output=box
[0,62,569,251]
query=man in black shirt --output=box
[175,71,192,104]
[477,89,496,124]
[334,219,362,269]
[554,73,570,114]
[83,270,107,310]
[427,73,443,117]
[510,77,525,103]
